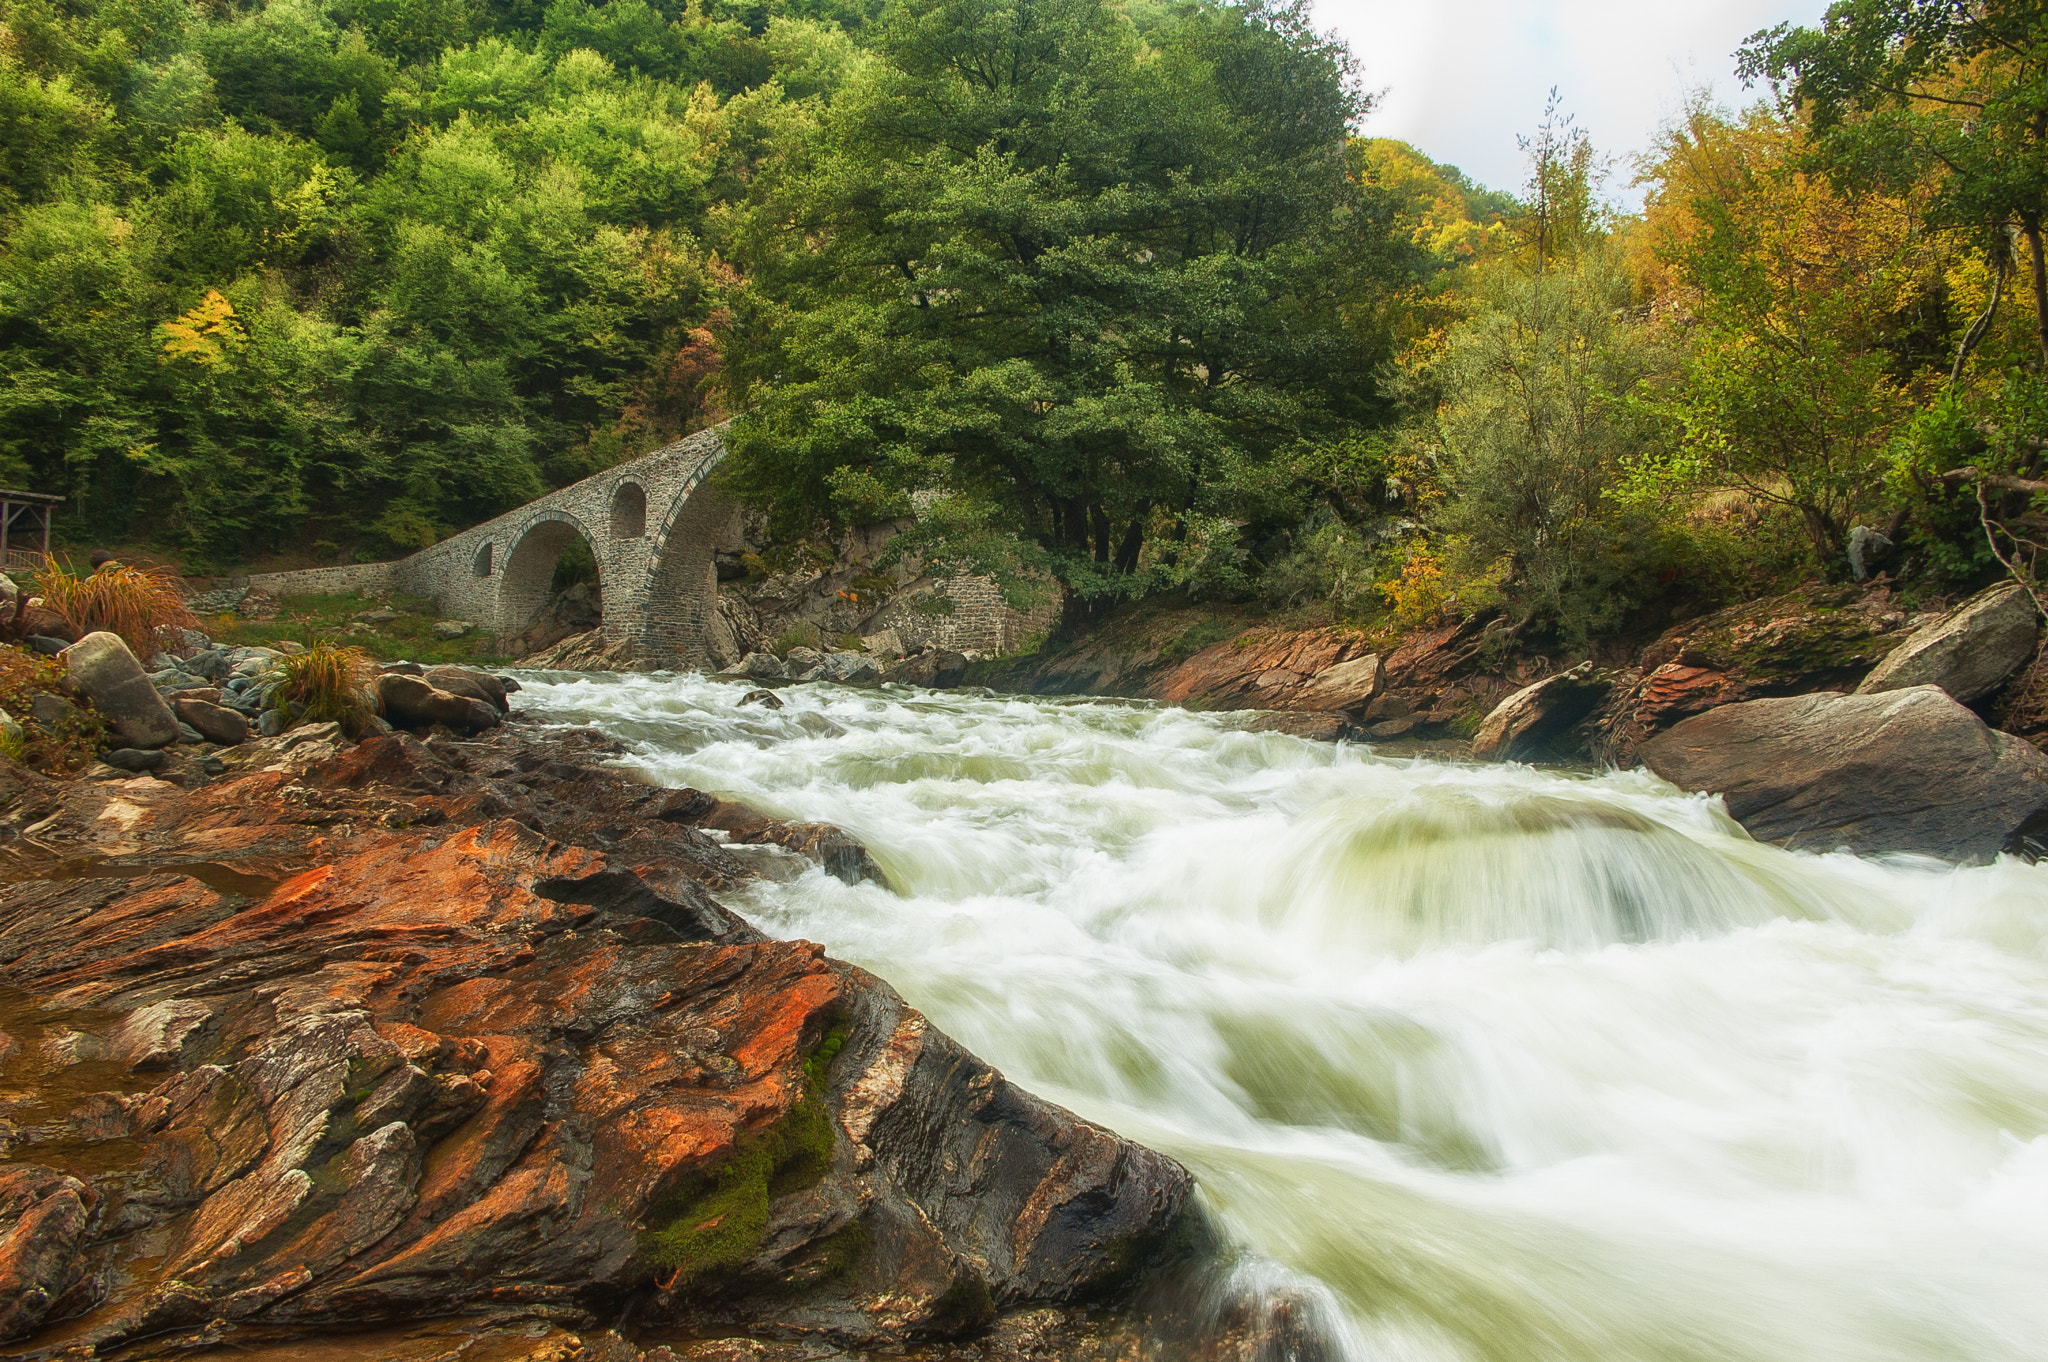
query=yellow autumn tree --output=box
[1630,101,1951,559]
[157,289,246,367]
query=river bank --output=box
[0,716,1199,1361]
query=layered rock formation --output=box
[0,729,1195,1359]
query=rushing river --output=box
[516,670,2048,1362]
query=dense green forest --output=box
[1,0,2044,642]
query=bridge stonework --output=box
[249,428,738,670]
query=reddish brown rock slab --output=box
[0,734,1195,1358]
[1152,628,1376,711]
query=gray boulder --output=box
[373,672,499,734]
[1471,662,1613,762]
[740,651,788,681]
[784,645,826,674]
[739,688,784,709]
[423,665,509,712]
[172,696,250,746]
[825,651,882,683]
[1854,581,2038,703]
[61,632,179,750]
[101,748,165,773]
[1640,685,2048,862]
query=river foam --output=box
[520,670,2048,1362]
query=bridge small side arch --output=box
[497,510,601,641]
[611,481,646,539]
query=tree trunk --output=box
[1951,255,2007,385]
[1063,496,1090,552]
[1090,503,1112,564]
[2025,216,2048,368]
[1113,508,1146,576]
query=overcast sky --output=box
[1314,0,1833,204]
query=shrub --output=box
[0,646,106,772]
[267,642,378,738]
[34,562,199,657]
[772,622,822,656]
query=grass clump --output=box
[34,562,197,657]
[268,642,379,738]
[771,622,823,657]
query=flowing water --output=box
[518,671,2048,1362]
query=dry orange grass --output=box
[34,562,199,658]
[269,642,378,737]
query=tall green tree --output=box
[718,0,1415,602]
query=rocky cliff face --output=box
[0,730,1195,1359]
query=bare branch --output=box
[1940,466,2048,493]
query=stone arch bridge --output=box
[248,428,739,669]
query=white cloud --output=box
[1314,0,1832,203]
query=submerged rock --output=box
[1640,685,2048,862]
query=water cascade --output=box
[521,671,2048,1362]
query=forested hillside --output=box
[2,0,2043,646]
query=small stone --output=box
[29,694,77,731]
[102,748,165,772]
[200,755,226,775]
[281,721,342,750]
[257,709,287,737]
[739,689,784,709]
[497,676,522,693]
[432,620,472,639]
[176,721,206,745]
[25,635,68,656]
[354,608,403,624]
[380,660,425,676]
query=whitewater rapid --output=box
[517,670,2048,1362]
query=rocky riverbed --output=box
[0,721,1199,1361]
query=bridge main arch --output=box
[497,510,603,642]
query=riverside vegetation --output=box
[4,0,2047,662]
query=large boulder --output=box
[422,665,509,713]
[740,651,788,681]
[1853,581,2039,703]
[60,632,178,750]
[171,696,250,747]
[1471,662,1613,762]
[1640,686,2048,862]
[373,672,500,734]
[1281,653,1384,712]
